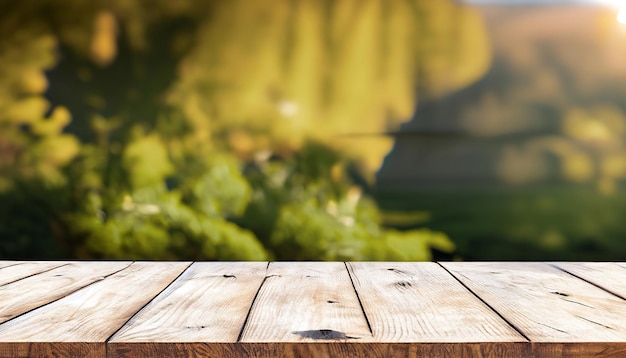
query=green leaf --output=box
[187,155,251,217]
[123,134,173,188]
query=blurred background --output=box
[0,0,625,261]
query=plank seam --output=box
[103,261,194,347]
[436,262,531,342]
[0,262,25,271]
[344,262,373,336]
[0,262,70,288]
[236,262,270,342]
[0,262,133,327]
[549,263,626,301]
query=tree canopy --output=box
[0,0,489,260]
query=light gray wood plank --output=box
[110,262,267,343]
[552,262,626,299]
[0,262,189,343]
[0,261,131,324]
[347,262,525,343]
[0,261,68,286]
[441,262,626,342]
[239,262,371,342]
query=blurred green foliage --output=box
[377,187,626,261]
[0,0,462,260]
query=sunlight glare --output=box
[618,7,626,24]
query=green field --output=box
[375,185,626,261]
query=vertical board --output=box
[0,261,131,324]
[552,262,626,299]
[347,262,525,343]
[239,262,371,342]
[441,262,626,343]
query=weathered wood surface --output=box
[0,261,130,324]
[347,262,524,343]
[110,262,267,343]
[440,262,626,343]
[551,262,626,299]
[0,261,68,286]
[0,261,189,358]
[0,261,22,270]
[239,262,372,342]
[0,261,625,358]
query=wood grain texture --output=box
[0,261,131,324]
[110,262,267,343]
[0,261,68,286]
[0,261,625,357]
[0,261,23,270]
[239,262,372,342]
[108,342,531,358]
[0,342,104,358]
[531,342,626,358]
[347,262,525,343]
[441,262,626,342]
[0,261,189,344]
[552,262,626,299]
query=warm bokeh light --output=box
[4,0,626,262]
[618,7,626,23]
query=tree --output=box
[0,0,487,260]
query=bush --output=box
[0,0,458,260]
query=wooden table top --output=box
[0,261,625,357]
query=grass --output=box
[375,185,626,261]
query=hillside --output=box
[378,5,626,190]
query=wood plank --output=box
[109,262,267,345]
[531,342,626,358]
[0,261,189,357]
[0,261,624,357]
[0,261,68,286]
[347,262,525,343]
[0,261,131,324]
[0,342,104,358]
[0,261,23,270]
[239,262,371,343]
[108,342,531,358]
[441,262,626,344]
[553,262,626,299]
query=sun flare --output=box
[618,7,626,24]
